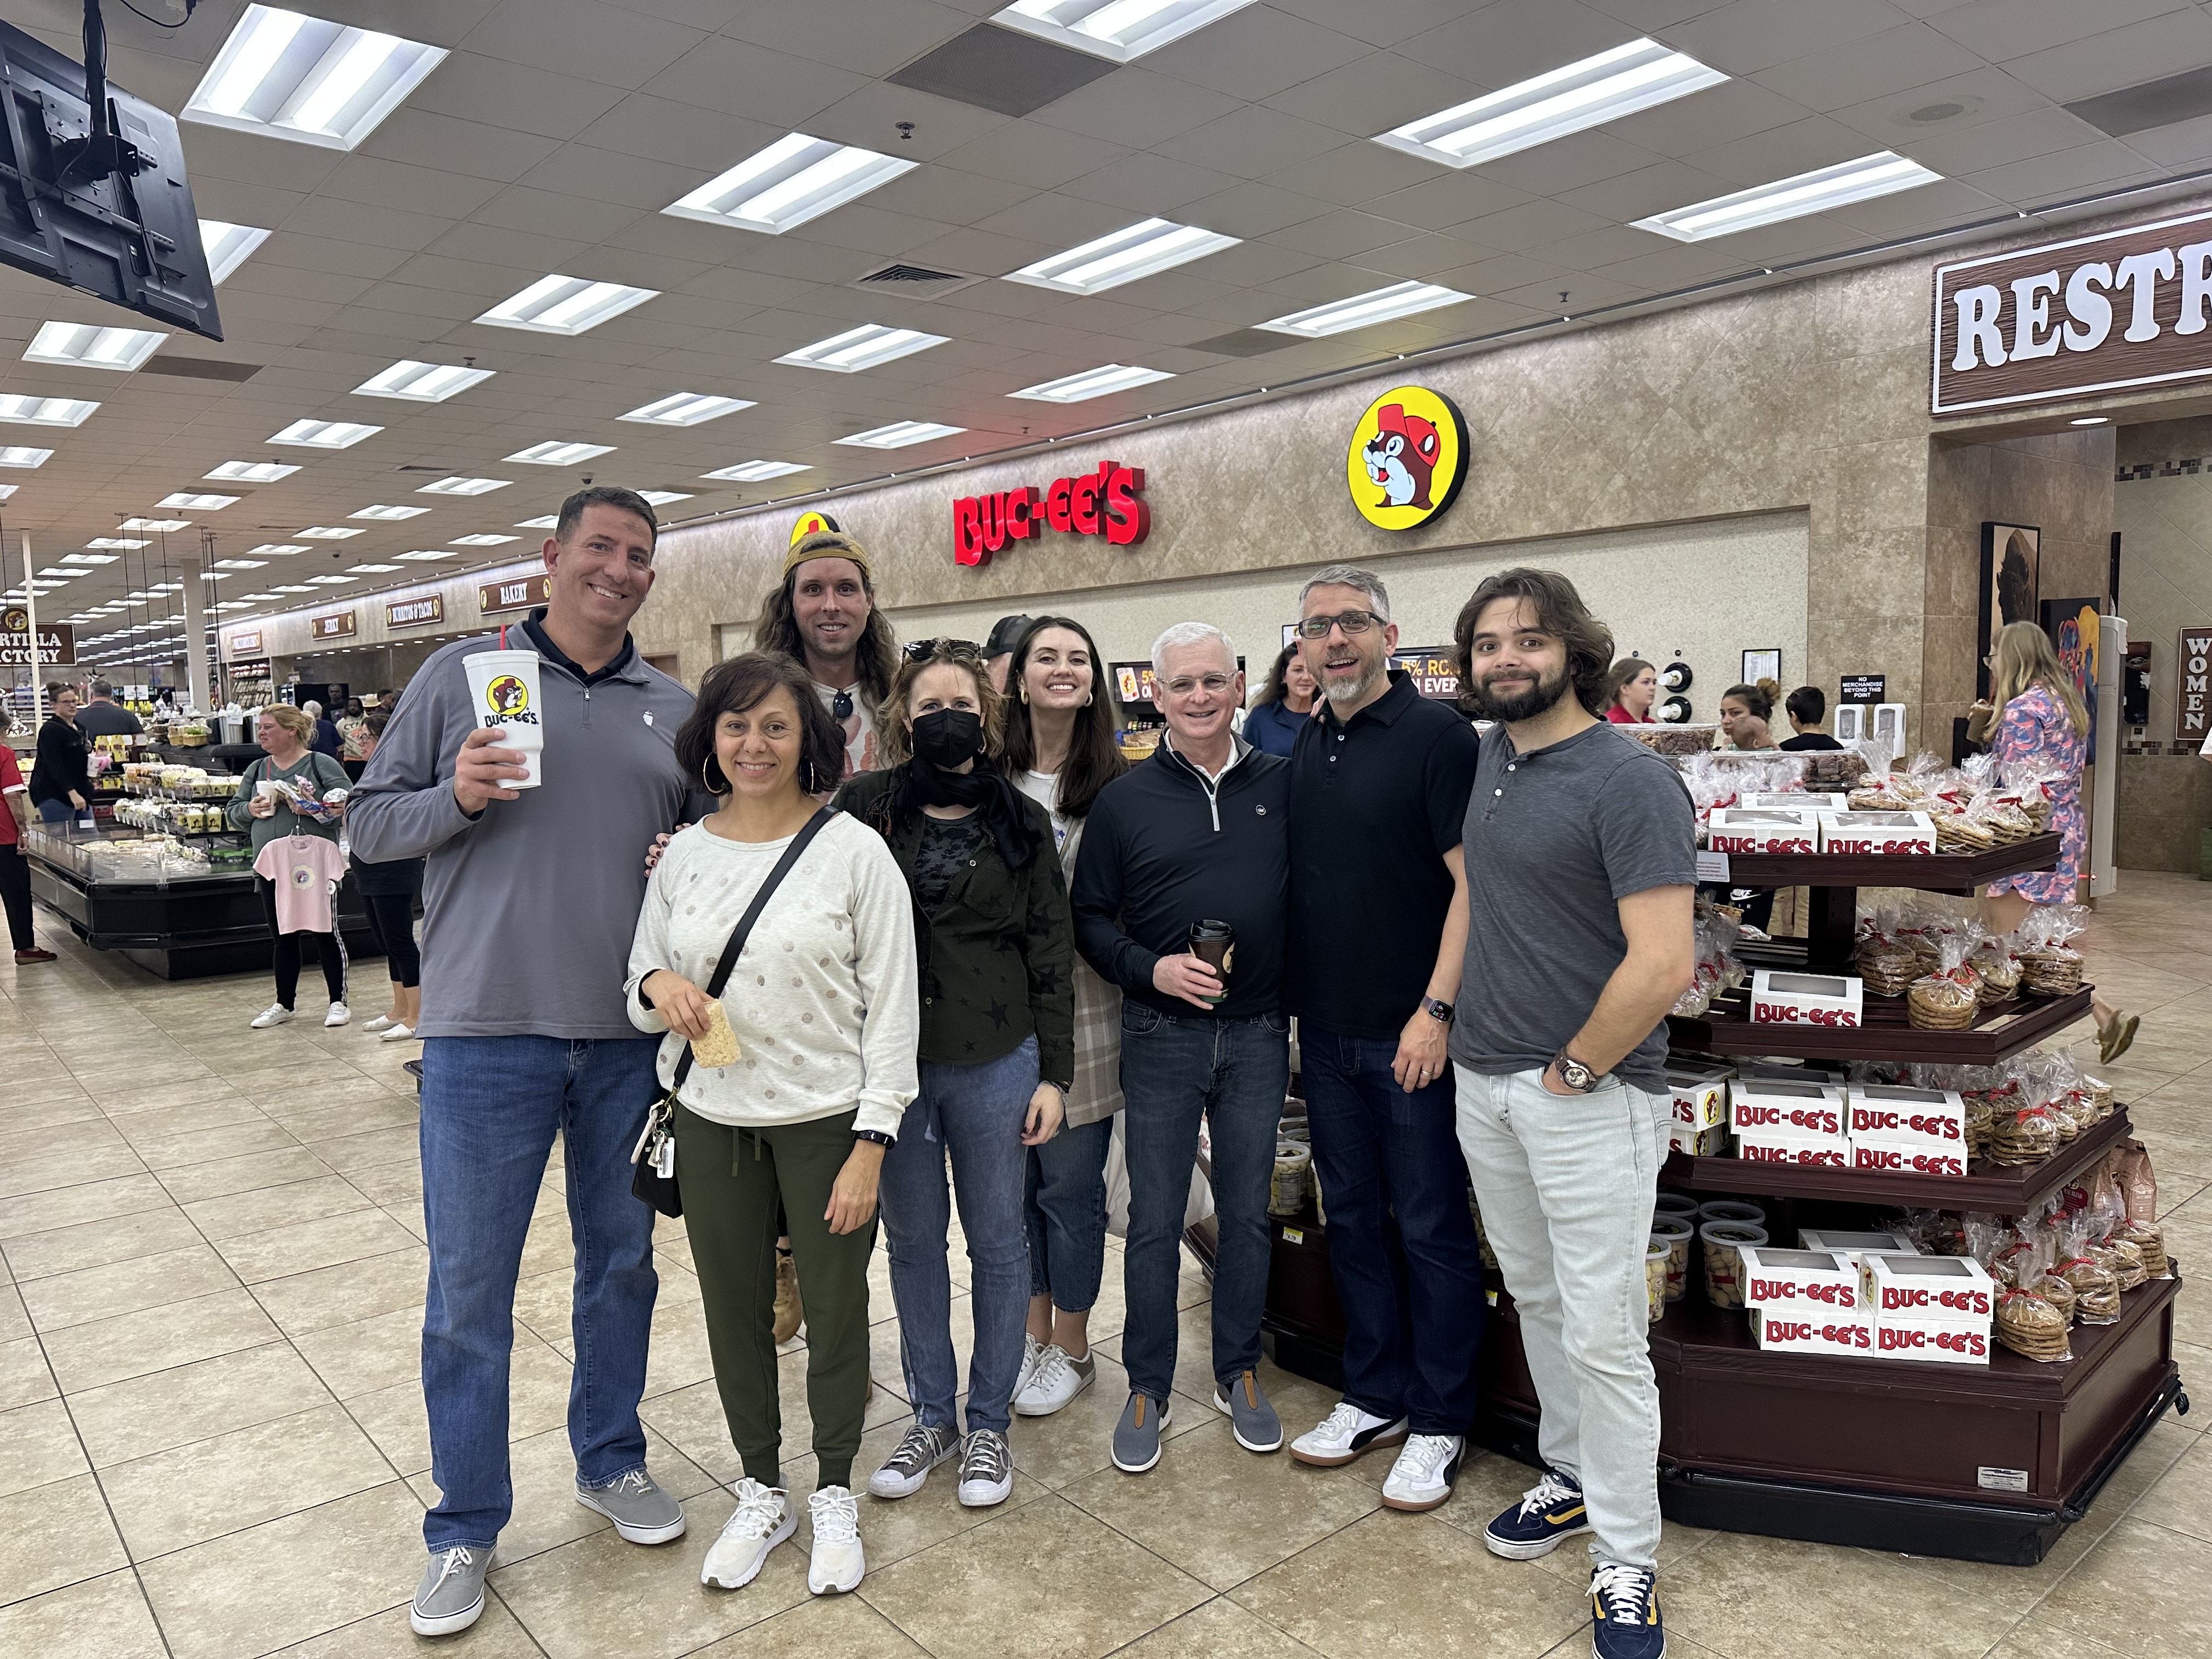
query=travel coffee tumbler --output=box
[1188,918,1234,1004]
[462,649,544,788]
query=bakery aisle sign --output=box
[953,461,1148,567]
[1347,386,1469,531]
[478,574,551,616]
[1933,207,2212,414]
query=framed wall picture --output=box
[1978,522,2041,698]
[1741,648,1780,685]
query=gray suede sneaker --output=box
[575,1467,687,1544]
[1213,1368,1284,1453]
[410,1546,487,1637]
[1111,1391,1173,1474]
[867,1421,961,1499]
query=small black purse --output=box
[630,808,837,1218]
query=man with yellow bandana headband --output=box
[750,529,903,782]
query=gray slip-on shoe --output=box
[1111,1391,1173,1474]
[410,1546,487,1637]
[576,1466,687,1544]
[1213,1368,1284,1453]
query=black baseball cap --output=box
[985,614,1035,657]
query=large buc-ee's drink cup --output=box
[463,649,544,789]
[1188,918,1234,1004]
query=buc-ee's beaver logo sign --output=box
[1346,386,1468,532]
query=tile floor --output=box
[1,874,2208,1659]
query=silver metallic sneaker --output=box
[866,1421,961,1499]
[409,1546,487,1637]
[575,1466,686,1543]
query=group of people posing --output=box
[351,486,1698,1659]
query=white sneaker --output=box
[1381,1433,1465,1512]
[324,1001,351,1028]
[806,1486,865,1594]
[1013,1344,1096,1417]
[250,1003,295,1029]
[362,1014,395,1034]
[1014,1333,1044,1400]
[380,1023,415,1043]
[700,1479,793,1590]
[1289,1401,1409,1468]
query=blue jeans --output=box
[1118,1005,1289,1403]
[1301,1022,1486,1435]
[418,1035,661,1551]
[879,1035,1037,1435]
[1025,1118,1112,1312]
[36,797,73,823]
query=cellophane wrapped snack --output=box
[1968,931,2022,1006]
[1672,903,1745,1017]
[1908,930,1983,1031]
[1973,1212,2073,1362]
[2115,1142,2170,1276]
[2016,903,2087,996]
[1855,903,1920,996]
[2055,1217,2121,1324]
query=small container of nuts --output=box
[1701,1221,1769,1310]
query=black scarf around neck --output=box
[897,754,1040,872]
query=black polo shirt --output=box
[1286,670,1481,1039]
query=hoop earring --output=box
[701,755,728,795]
[799,755,817,795]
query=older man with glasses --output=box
[1282,563,1487,1515]
[1070,622,1293,1477]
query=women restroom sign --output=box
[2179,625,2212,742]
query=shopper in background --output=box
[836,639,1072,1512]
[73,680,142,740]
[752,531,900,780]
[1975,620,2136,1062]
[227,703,353,1030]
[1602,659,1658,725]
[1243,644,1321,756]
[303,699,344,759]
[1002,616,1128,1418]
[1446,568,1692,1659]
[27,686,90,825]
[338,696,374,779]
[0,708,54,963]
[627,652,918,1599]
[1717,681,1778,749]
[984,613,1035,695]
[1778,686,1842,751]
[351,487,699,1638]
[1073,622,1292,1475]
[348,708,422,1043]
[1283,564,1486,1513]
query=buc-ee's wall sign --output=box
[953,460,1149,567]
[1933,206,2212,415]
[1347,386,1469,532]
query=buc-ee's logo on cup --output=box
[483,675,538,724]
[1346,386,1469,532]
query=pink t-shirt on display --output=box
[253,835,347,934]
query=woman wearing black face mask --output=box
[831,639,1074,1511]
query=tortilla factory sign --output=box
[1347,386,1469,532]
[953,461,1148,567]
[0,606,71,665]
[386,594,444,629]
[1933,207,2212,415]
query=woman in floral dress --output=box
[1976,620,2136,1060]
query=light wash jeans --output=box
[1453,1065,1666,1572]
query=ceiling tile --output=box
[465,0,707,87]
[1472,128,1670,196]
[1060,152,1245,216]
[568,93,786,169]
[1825,64,2054,145]
[1177,179,1336,239]
[1452,198,1615,252]
[410,52,632,141]
[1662,0,1918,76]
[1154,104,1357,178]
[645,36,871,126]
[421,223,591,276]
[2000,9,2212,103]
[1404,0,1643,87]
[723,0,978,78]
[1894,105,2110,174]
[1030,68,1245,149]
[1367,171,1536,230]
[1265,0,1488,51]
[932,121,1132,189]
[1353,232,1500,279]
[1141,6,1374,103]
[355,109,566,185]
[802,79,1017,159]
[1683,112,1908,186]
[869,166,1042,227]
[1960,143,2170,204]
[1927,0,2188,64]
[1263,209,1426,259]
[320,157,507,222]
[1601,76,1813,157]
[2117,109,2212,166]
[1259,52,1482,137]
[472,183,652,242]
[1752,22,1988,112]
[515,144,704,210]
[1557,159,1741,220]
[280,200,457,254]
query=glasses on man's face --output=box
[1294,609,1381,640]
[1163,672,1235,698]
[903,638,985,664]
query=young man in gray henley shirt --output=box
[1444,568,1695,1659]
[350,487,704,1637]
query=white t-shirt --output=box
[812,680,879,779]
[1016,768,1075,865]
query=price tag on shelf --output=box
[1696,850,1730,882]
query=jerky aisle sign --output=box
[0,607,71,665]
[2179,625,2212,742]
[1933,207,2212,415]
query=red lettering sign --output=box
[956,462,1148,566]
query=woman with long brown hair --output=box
[1974,620,2135,1059]
[1000,616,1129,1415]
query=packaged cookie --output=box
[1995,1286,2074,1362]
[1908,936,1982,1031]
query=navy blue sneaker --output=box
[1590,1563,1664,1659]
[1482,1468,1590,1560]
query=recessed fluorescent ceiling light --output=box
[992,0,1261,63]
[776,324,948,373]
[348,562,403,573]
[1376,39,1726,169]
[297,526,363,539]
[449,533,518,545]
[24,321,166,370]
[306,573,356,584]
[120,517,187,531]
[637,490,693,506]
[271,419,381,449]
[212,601,253,611]
[620,392,755,426]
[353,359,494,402]
[1009,218,1238,295]
[1259,281,1475,338]
[0,447,54,467]
[703,459,812,482]
[1010,363,1175,402]
[394,549,454,561]
[0,395,98,426]
[158,492,239,510]
[272,584,314,593]
[183,5,449,151]
[36,567,76,578]
[240,593,281,601]
[246,543,306,555]
[419,476,509,496]
[63,552,121,564]
[836,420,966,449]
[515,515,558,529]
[87,537,145,549]
[350,504,430,520]
[204,460,298,482]
[213,559,267,570]
[0,486,17,500]
[1632,151,1943,240]
[475,275,657,335]
[663,133,919,235]
[199,220,272,284]
[505,441,614,465]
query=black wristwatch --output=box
[1551,1049,1602,1093]
[1422,996,1453,1024]
[853,1129,896,1149]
